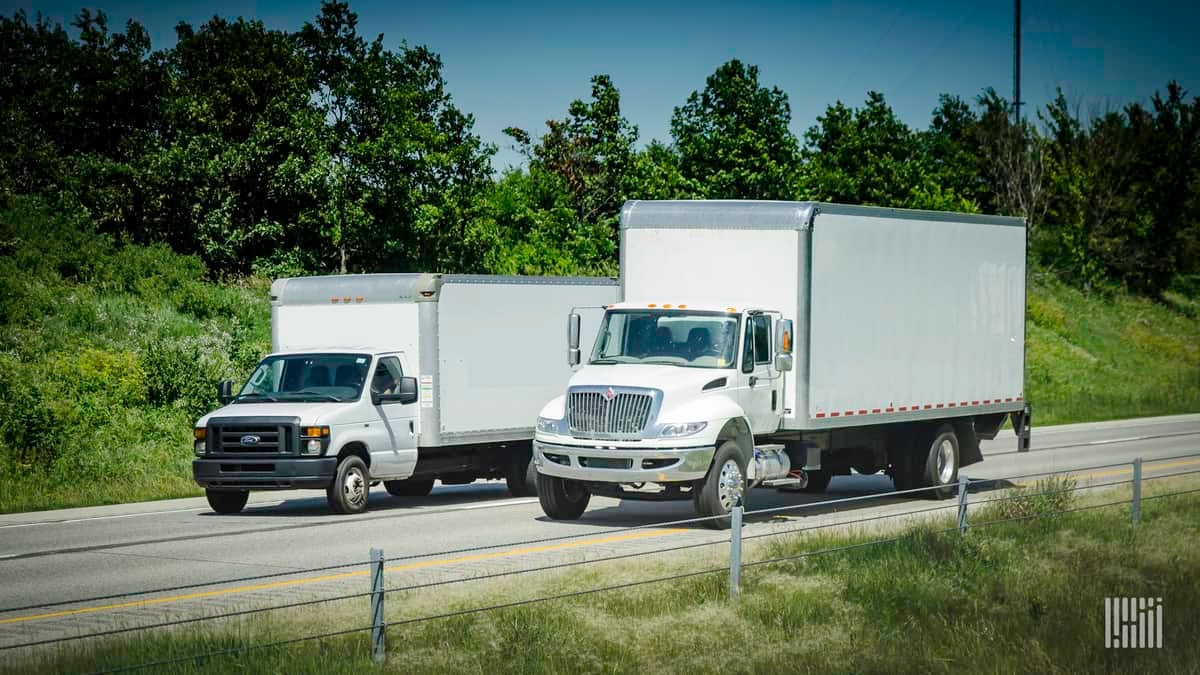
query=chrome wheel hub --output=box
[936,439,955,484]
[717,459,744,510]
[343,469,366,508]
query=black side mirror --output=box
[397,376,418,404]
[375,376,419,405]
[217,379,233,405]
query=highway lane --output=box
[1,413,1198,647]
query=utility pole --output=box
[1013,0,1021,123]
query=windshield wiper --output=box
[233,393,280,403]
[590,359,620,364]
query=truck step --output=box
[760,477,806,488]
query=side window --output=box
[741,321,755,374]
[371,356,404,396]
[753,315,771,365]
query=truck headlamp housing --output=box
[536,417,562,434]
[194,427,207,456]
[659,422,707,438]
[300,426,330,456]
[194,441,206,456]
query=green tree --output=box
[670,60,801,199]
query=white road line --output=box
[0,554,17,559]
[453,498,539,510]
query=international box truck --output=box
[533,200,1029,526]
[193,273,618,514]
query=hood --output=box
[568,363,734,401]
[196,401,365,427]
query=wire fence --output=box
[2,451,1198,672]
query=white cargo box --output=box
[271,274,618,446]
[620,201,1026,430]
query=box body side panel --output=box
[435,281,617,438]
[804,212,1026,424]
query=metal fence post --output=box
[370,548,385,664]
[1132,458,1142,530]
[958,476,969,534]
[729,500,743,600]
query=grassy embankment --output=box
[7,475,1199,673]
[1,196,1198,513]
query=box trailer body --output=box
[619,201,1027,428]
[194,273,617,514]
[533,200,1028,524]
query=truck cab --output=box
[533,302,795,523]
[194,349,420,514]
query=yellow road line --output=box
[1013,458,1200,487]
[0,528,686,626]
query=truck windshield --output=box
[235,353,371,403]
[590,310,739,369]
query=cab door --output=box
[368,354,419,478]
[738,313,782,435]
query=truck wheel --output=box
[205,489,248,514]
[506,447,538,497]
[801,469,833,493]
[384,477,435,497]
[537,473,589,520]
[694,441,746,530]
[919,424,959,500]
[327,456,369,514]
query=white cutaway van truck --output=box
[193,273,617,514]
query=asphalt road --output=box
[2,413,1198,650]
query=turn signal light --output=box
[193,427,206,441]
[302,426,330,438]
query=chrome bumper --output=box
[533,439,716,483]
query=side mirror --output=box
[217,379,234,405]
[567,312,581,367]
[774,319,794,372]
[376,377,419,405]
[396,377,418,404]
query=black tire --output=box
[801,469,833,493]
[327,456,370,514]
[205,489,248,514]
[506,447,538,497]
[919,424,960,500]
[384,477,435,497]
[537,473,590,520]
[693,440,746,530]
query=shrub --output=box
[980,474,1077,523]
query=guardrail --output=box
[2,452,1199,672]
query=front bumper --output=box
[533,439,716,483]
[193,457,338,490]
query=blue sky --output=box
[6,0,1199,172]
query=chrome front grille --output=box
[567,390,654,437]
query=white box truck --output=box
[533,200,1029,526]
[193,273,617,514]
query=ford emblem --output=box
[240,434,261,446]
[604,387,615,402]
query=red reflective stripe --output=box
[935,404,944,409]
[924,404,932,409]
[972,400,980,405]
[844,411,855,416]
[830,412,840,417]
[858,410,868,415]
[948,402,957,408]
[815,412,826,418]
[885,407,894,412]
[982,399,990,404]
[898,406,907,411]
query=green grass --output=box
[10,476,1199,674]
[1026,273,1200,425]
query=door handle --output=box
[749,376,758,388]
[409,421,414,435]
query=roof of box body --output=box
[620,200,1024,230]
[271,273,616,306]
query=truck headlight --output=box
[194,441,206,456]
[659,422,707,438]
[300,426,330,456]
[536,417,561,434]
